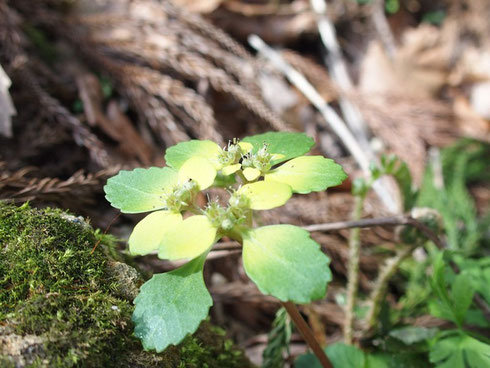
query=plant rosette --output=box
[104,131,347,352]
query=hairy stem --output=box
[363,243,417,333]
[281,301,333,368]
[344,195,365,344]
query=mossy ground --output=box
[0,202,251,367]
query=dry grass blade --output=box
[0,162,117,204]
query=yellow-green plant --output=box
[104,132,346,352]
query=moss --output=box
[0,202,251,367]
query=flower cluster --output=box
[104,132,347,352]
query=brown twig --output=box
[302,215,445,249]
[210,215,446,253]
[281,301,333,368]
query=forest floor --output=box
[1,0,489,366]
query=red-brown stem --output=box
[281,301,333,368]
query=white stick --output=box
[310,0,370,146]
[371,0,397,59]
[248,34,398,213]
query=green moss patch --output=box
[0,202,251,367]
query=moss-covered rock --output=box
[0,202,251,367]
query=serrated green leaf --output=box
[242,132,315,165]
[104,167,178,213]
[265,156,347,194]
[238,181,292,210]
[430,334,490,368]
[242,225,331,303]
[164,140,220,169]
[132,253,212,352]
[158,215,217,260]
[128,211,183,255]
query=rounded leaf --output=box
[222,163,241,176]
[158,215,217,260]
[178,156,217,190]
[129,211,183,256]
[265,156,347,194]
[243,167,261,181]
[242,132,315,165]
[238,181,292,210]
[132,254,212,352]
[104,167,178,213]
[165,140,220,169]
[242,225,331,303]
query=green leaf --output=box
[295,346,426,368]
[451,273,475,325]
[238,181,292,210]
[366,353,427,368]
[430,253,475,326]
[132,253,212,352]
[365,354,389,368]
[430,334,490,368]
[389,326,438,345]
[430,253,457,323]
[128,211,183,255]
[326,343,366,368]
[242,225,331,303]
[295,343,365,368]
[104,167,178,213]
[391,158,417,211]
[164,140,220,169]
[158,215,217,260]
[265,156,347,194]
[242,132,315,165]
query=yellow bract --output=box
[129,211,183,256]
[158,215,217,260]
[238,141,253,154]
[178,156,217,190]
[265,156,331,193]
[243,167,261,181]
[238,181,292,210]
[222,163,241,176]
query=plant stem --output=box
[344,195,365,344]
[363,243,417,334]
[281,301,333,368]
[236,170,249,185]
